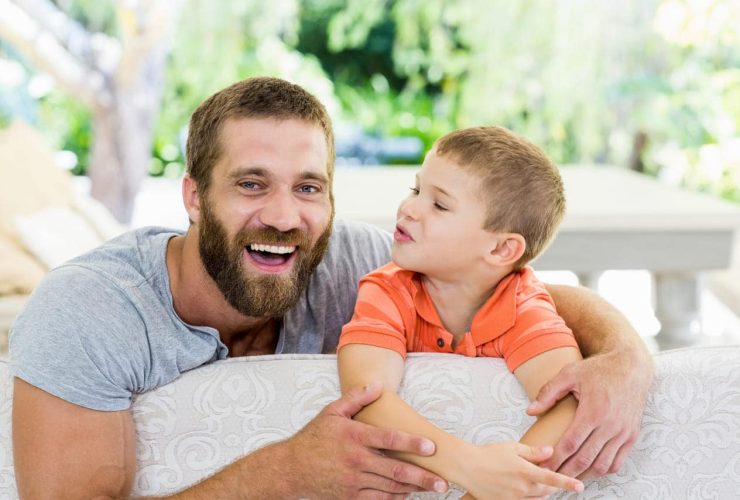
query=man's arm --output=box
[13,378,446,499]
[537,284,655,478]
[337,344,584,499]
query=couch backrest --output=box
[2,347,740,499]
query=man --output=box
[10,77,653,499]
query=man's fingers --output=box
[539,415,595,471]
[527,369,577,416]
[580,435,623,479]
[606,440,633,475]
[364,453,448,493]
[554,427,611,478]
[353,471,424,495]
[328,383,384,418]
[362,425,436,458]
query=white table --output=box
[333,165,740,349]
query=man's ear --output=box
[182,174,201,224]
[488,233,526,267]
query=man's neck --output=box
[166,232,280,356]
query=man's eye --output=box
[298,185,319,193]
[240,181,260,190]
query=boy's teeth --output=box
[248,244,296,254]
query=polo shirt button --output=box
[437,338,444,348]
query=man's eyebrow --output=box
[227,166,329,185]
[299,171,330,184]
[227,166,270,180]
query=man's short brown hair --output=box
[186,77,335,194]
[435,126,565,268]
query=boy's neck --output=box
[422,266,514,341]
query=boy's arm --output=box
[338,344,584,498]
[513,347,582,446]
[539,284,654,478]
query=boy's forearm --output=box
[354,390,473,486]
[338,344,475,487]
[519,395,578,447]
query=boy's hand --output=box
[460,442,584,499]
[527,349,653,479]
[282,382,448,499]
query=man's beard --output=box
[198,201,332,318]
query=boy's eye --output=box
[434,202,448,211]
[409,187,420,195]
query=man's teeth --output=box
[248,244,296,254]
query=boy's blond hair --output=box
[435,126,565,269]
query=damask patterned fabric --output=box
[1,346,739,499]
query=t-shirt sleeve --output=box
[497,280,579,372]
[9,265,149,411]
[338,279,408,358]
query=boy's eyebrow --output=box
[415,173,454,198]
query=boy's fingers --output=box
[528,464,584,493]
[517,444,554,464]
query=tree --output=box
[0,0,182,222]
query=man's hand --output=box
[282,382,448,499]
[526,349,654,479]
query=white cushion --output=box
[1,347,739,498]
[14,207,104,269]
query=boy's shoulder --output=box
[363,262,417,289]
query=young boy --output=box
[337,126,585,499]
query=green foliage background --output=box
[1,0,739,201]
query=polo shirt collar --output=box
[410,271,520,346]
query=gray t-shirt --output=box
[9,219,391,411]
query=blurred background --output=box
[1,0,739,351]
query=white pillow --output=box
[14,207,104,269]
[70,193,127,241]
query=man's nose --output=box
[258,189,301,232]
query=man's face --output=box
[196,117,333,317]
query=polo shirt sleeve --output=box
[497,278,579,372]
[338,278,409,358]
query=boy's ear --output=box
[182,174,202,224]
[488,233,526,267]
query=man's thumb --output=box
[329,382,383,418]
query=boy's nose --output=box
[398,196,419,220]
[258,190,301,232]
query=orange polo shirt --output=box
[338,263,578,372]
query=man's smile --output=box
[245,243,299,272]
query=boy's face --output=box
[392,150,495,279]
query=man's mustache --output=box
[235,227,312,248]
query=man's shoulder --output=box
[330,219,391,244]
[60,226,182,288]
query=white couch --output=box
[1,346,739,499]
